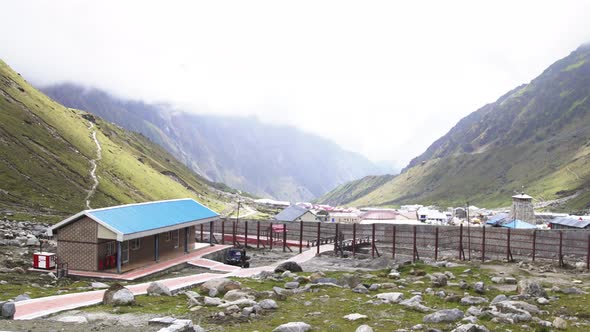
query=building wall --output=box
[510,198,535,224]
[56,217,99,271]
[299,212,318,222]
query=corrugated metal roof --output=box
[274,205,311,222]
[486,213,509,225]
[51,198,219,240]
[550,217,590,228]
[88,198,218,235]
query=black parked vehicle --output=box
[225,248,250,268]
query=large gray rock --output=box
[491,294,508,304]
[473,282,485,294]
[200,278,241,295]
[204,296,222,306]
[451,323,490,332]
[423,309,464,323]
[1,301,15,319]
[223,290,251,302]
[517,279,547,298]
[274,261,303,273]
[285,282,300,289]
[376,292,404,303]
[272,322,312,332]
[355,325,374,332]
[338,274,362,288]
[14,294,31,302]
[460,296,488,305]
[147,281,172,296]
[91,282,109,289]
[102,284,135,306]
[343,313,367,321]
[259,299,279,310]
[400,295,431,312]
[430,273,448,287]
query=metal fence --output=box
[197,218,590,269]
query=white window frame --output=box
[130,238,141,251]
[166,231,172,242]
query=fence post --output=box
[244,221,248,247]
[392,225,396,259]
[481,225,486,262]
[221,220,225,245]
[559,231,563,267]
[257,221,260,249]
[533,229,537,262]
[269,222,273,250]
[434,227,439,261]
[232,220,236,246]
[412,225,417,262]
[458,224,463,260]
[370,223,375,258]
[299,221,303,254]
[352,223,356,257]
[506,228,511,262]
[200,224,203,242]
[334,223,339,252]
[283,223,287,252]
[316,222,321,256]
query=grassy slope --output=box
[0,60,229,222]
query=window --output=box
[166,231,172,241]
[130,238,141,250]
[106,241,116,256]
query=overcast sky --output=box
[2,1,590,169]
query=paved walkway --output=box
[14,244,333,320]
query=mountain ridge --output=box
[318,44,590,212]
[41,84,385,201]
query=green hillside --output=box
[0,60,232,222]
[318,44,590,212]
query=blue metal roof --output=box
[486,213,509,226]
[87,198,218,235]
[501,219,536,229]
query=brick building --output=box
[49,198,219,273]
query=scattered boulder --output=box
[430,273,448,287]
[517,279,547,298]
[355,325,374,332]
[149,317,195,332]
[423,309,464,323]
[91,282,109,289]
[375,292,404,303]
[553,317,567,330]
[285,282,300,289]
[272,321,312,332]
[353,284,369,294]
[147,282,172,296]
[204,296,222,306]
[1,301,15,319]
[338,274,362,288]
[14,294,31,302]
[274,261,303,273]
[102,283,135,306]
[343,313,368,321]
[460,296,488,305]
[560,287,586,295]
[200,278,241,295]
[400,295,431,312]
[473,282,485,294]
[311,278,338,285]
[537,297,549,305]
[223,290,250,302]
[259,299,279,310]
[451,323,490,332]
[491,294,508,304]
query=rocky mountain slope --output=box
[0,60,233,222]
[318,44,590,211]
[41,84,384,202]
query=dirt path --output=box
[85,122,102,209]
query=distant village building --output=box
[510,193,536,225]
[49,199,219,273]
[454,207,467,219]
[549,217,590,230]
[274,205,318,222]
[328,212,360,224]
